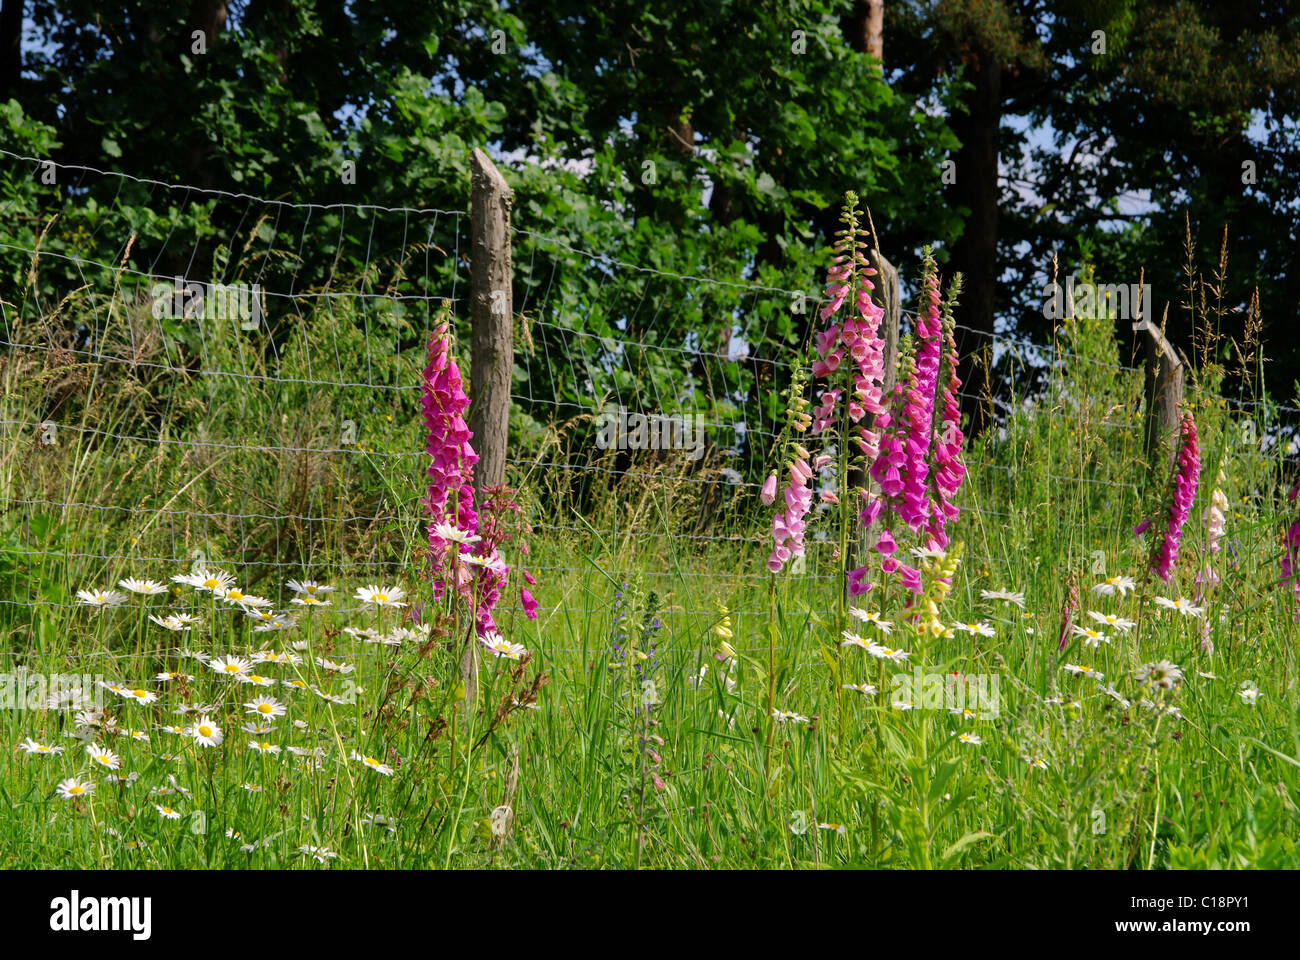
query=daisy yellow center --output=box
[133,688,147,698]
[365,757,378,766]
[258,704,272,713]
[96,754,109,763]
[204,579,219,588]
[374,594,387,603]
[198,725,213,738]
[258,742,271,750]
[224,664,240,673]
[69,785,84,795]
[228,591,243,600]
[289,680,306,687]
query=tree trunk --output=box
[842,0,884,67]
[948,46,1001,438]
[0,0,21,102]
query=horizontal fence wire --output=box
[2,150,1297,643]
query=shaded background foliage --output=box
[2,0,1298,453]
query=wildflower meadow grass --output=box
[2,196,1298,873]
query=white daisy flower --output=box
[431,521,482,546]
[85,744,121,770]
[290,595,332,607]
[243,696,286,720]
[350,750,394,775]
[76,589,127,608]
[172,569,235,593]
[208,655,251,677]
[154,804,182,820]
[1086,610,1135,631]
[285,579,337,597]
[958,732,982,745]
[57,777,95,799]
[979,588,1026,608]
[953,621,996,638]
[1072,625,1111,648]
[252,618,296,633]
[353,584,406,608]
[217,587,272,608]
[910,546,947,561]
[1099,684,1130,708]
[848,609,893,633]
[1153,596,1205,617]
[189,716,223,747]
[771,709,810,723]
[840,630,871,650]
[841,683,878,695]
[248,739,281,755]
[479,633,527,661]
[119,578,167,596]
[297,844,338,863]
[1090,574,1136,596]
[19,737,63,755]
[119,686,158,704]
[1135,660,1183,690]
[1062,663,1102,680]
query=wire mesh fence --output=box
[3,148,1298,640]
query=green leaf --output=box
[927,758,962,807]
[941,831,994,867]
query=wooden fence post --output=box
[464,147,514,705]
[872,248,900,400]
[1134,308,1185,472]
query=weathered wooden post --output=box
[464,147,514,704]
[1135,306,1185,471]
[872,248,900,401]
